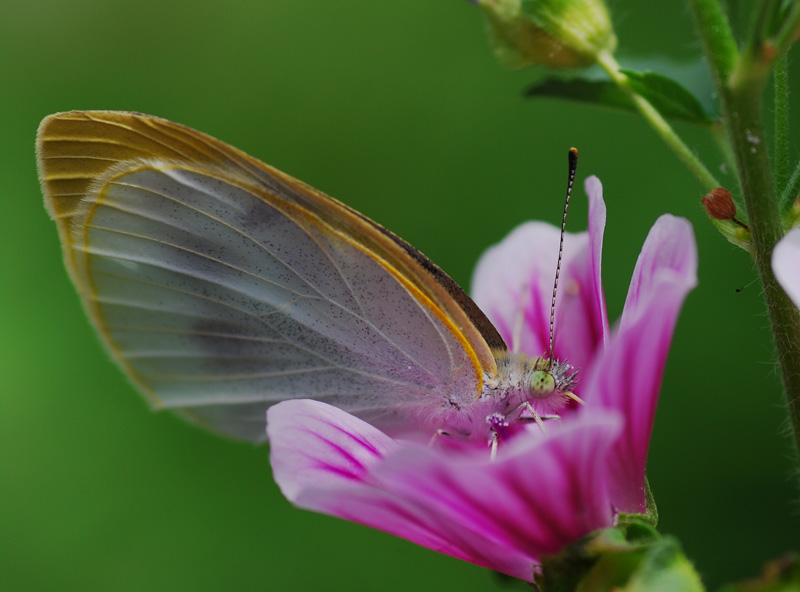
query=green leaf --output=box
[525,57,720,125]
[620,69,712,123]
[525,77,633,110]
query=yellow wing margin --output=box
[36,111,504,387]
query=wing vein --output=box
[83,222,314,299]
[92,279,434,393]
[109,178,330,299]
[89,189,443,385]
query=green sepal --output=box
[615,514,660,541]
[479,0,595,69]
[536,522,704,592]
[586,536,705,592]
[476,0,616,69]
[535,531,609,592]
[645,476,659,527]
[519,0,617,62]
[710,218,754,253]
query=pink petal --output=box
[553,176,609,369]
[470,179,608,373]
[585,215,697,513]
[773,227,800,308]
[268,400,465,558]
[621,214,698,328]
[267,399,397,501]
[471,221,566,356]
[375,413,621,568]
[268,399,621,581]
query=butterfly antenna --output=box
[548,148,578,367]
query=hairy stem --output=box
[690,0,800,465]
[775,54,790,207]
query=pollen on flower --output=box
[486,412,511,440]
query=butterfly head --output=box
[480,350,580,417]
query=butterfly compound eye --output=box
[529,370,555,399]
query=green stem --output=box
[775,53,790,209]
[687,0,739,85]
[690,0,800,466]
[596,50,720,190]
[710,122,737,187]
[782,160,800,221]
[730,78,800,466]
[773,1,800,58]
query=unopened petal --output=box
[773,227,800,308]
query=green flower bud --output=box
[476,0,617,69]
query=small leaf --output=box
[525,77,634,111]
[622,56,719,118]
[525,57,720,125]
[620,69,712,124]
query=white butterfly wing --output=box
[37,111,504,442]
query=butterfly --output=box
[37,111,578,447]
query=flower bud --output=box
[701,187,752,251]
[701,187,737,221]
[476,0,617,69]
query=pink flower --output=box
[773,227,800,307]
[267,177,697,581]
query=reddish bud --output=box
[702,188,737,220]
[702,187,750,232]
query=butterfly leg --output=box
[523,402,547,433]
[489,431,500,461]
[508,402,561,432]
[485,406,560,460]
[428,429,451,448]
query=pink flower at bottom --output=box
[267,177,698,581]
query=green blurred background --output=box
[1,1,797,590]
